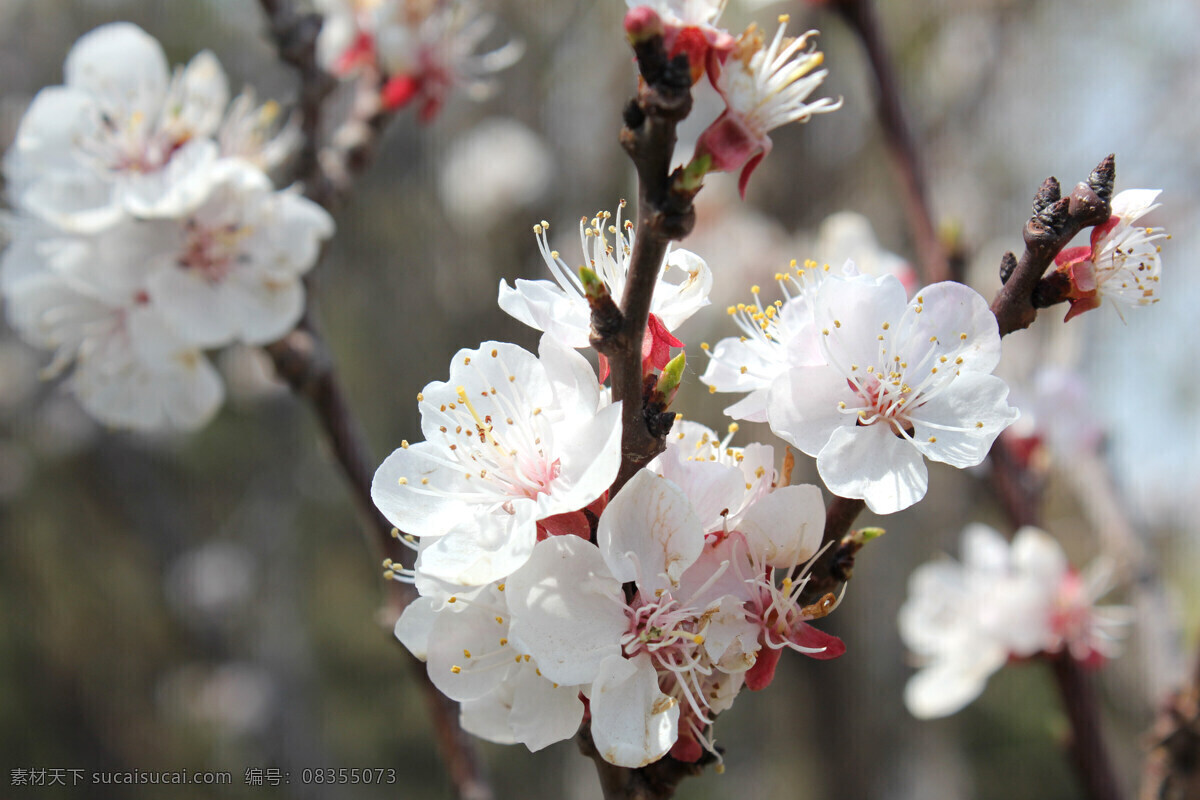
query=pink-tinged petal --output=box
[1055,245,1093,269]
[693,111,760,174]
[1069,258,1098,293]
[542,400,622,515]
[643,313,682,374]
[766,366,858,456]
[737,150,766,198]
[670,734,704,763]
[381,74,420,110]
[1063,295,1100,322]
[598,470,705,595]
[817,424,928,515]
[589,653,679,768]
[744,645,780,690]
[506,536,626,687]
[787,623,845,660]
[737,483,826,568]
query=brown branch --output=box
[990,155,1114,337]
[797,496,867,605]
[1140,631,1200,800]
[1050,652,1124,800]
[257,3,492,798]
[591,23,696,496]
[830,0,949,284]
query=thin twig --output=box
[830,0,949,284]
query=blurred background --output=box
[1,0,1197,797]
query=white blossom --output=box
[767,274,1019,514]
[899,524,1132,719]
[371,335,622,586]
[498,205,712,351]
[4,22,229,231]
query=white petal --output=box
[509,666,584,751]
[904,645,1007,719]
[1010,527,1068,586]
[64,23,169,105]
[394,596,436,661]
[702,595,759,673]
[589,653,678,768]
[460,691,518,745]
[425,595,516,701]
[416,503,539,586]
[506,536,626,686]
[897,282,1003,375]
[737,483,826,568]
[651,445,746,534]
[542,401,622,514]
[538,332,601,412]
[813,272,909,366]
[910,373,1018,468]
[496,278,591,348]
[960,523,1012,573]
[118,138,219,218]
[653,248,712,330]
[1110,189,1161,222]
[371,440,479,538]
[766,366,857,456]
[816,424,928,514]
[598,470,705,595]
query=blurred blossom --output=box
[217,344,288,407]
[1010,366,1104,461]
[900,523,1132,719]
[158,662,274,736]
[801,211,917,296]
[167,541,257,618]
[438,117,553,232]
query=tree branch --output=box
[830,0,949,284]
[591,23,696,495]
[1049,652,1124,800]
[990,155,1114,336]
[1140,631,1200,800]
[257,3,492,798]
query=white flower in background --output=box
[1,240,222,432]
[1053,189,1167,322]
[316,0,522,121]
[216,89,302,174]
[810,211,917,296]
[394,583,585,752]
[371,335,622,586]
[693,17,840,196]
[700,259,834,422]
[507,469,840,766]
[767,274,1019,514]
[900,524,1132,719]
[438,118,553,232]
[4,22,229,231]
[498,205,711,375]
[136,159,333,348]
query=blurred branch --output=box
[990,155,1113,336]
[1140,632,1200,800]
[1050,652,1124,800]
[828,0,949,284]
[258,3,492,799]
[591,17,696,496]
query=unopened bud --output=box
[624,6,664,45]
[579,266,608,300]
[655,351,686,403]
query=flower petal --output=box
[816,424,928,514]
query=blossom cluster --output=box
[627,0,841,196]
[372,205,847,766]
[898,524,1132,719]
[2,23,332,431]
[314,0,522,121]
[703,263,1020,514]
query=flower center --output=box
[178,219,249,283]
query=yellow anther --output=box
[398,477,408,485]
[451,666,461,674]
[463,649,472,658]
